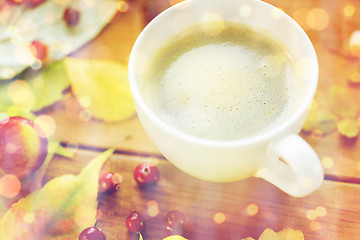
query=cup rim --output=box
[128,0,319,148]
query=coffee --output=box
[142,21,295,141]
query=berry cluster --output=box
[4,1,81,68]
[80,162,187,239]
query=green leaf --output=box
[0,61,69,113]
[0,149,114,240]
[65,58,136,122]
[0,0,118,79]
[163,236,188,240]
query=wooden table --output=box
[42,0,360,239]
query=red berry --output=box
[126,211,144,233]
[98,172,122,194]
[26,0,46,7]
[79,227,106,240]
[64,7,80,27]
[133,163,160,188]
[0,116,48,180]
[5,0,25,5]
[30,40,47,63]
[166,210,185,233]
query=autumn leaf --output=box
[241,228,304,240]
[65,58,136,122]
[0,61,69,113]
[0,0,118,79]
[259,228,304,240]
[0,149,114,240]
[163,236,188,240]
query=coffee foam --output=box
[143,22,295,141]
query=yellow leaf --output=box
[163,235,188,240]
[65,58,136,122]
[259,228,304,240]
[242,238,256,240]
[0,149,114,240]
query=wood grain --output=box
[46,0,360,179]
[45,149,360,240]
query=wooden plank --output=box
[45,0,360,177]
[45,149,360,240]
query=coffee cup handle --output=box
[255,134,324,197]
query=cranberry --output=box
[166,210,185,233]
[5,0,25,4]
[126,211,144,233]
[98,172,122,194]
[133,163,160,188]
[64,7,80,27]
[26,0,46,7]
[78,227,106,240]
[30,40,47,63]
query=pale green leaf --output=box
[0,0,118,79]
[163,236,188,240]
[0,61,69,112]
[65,58,136,122]
[0,149,114,240]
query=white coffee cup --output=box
[128,0,323,197]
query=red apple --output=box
[0,116,48,180]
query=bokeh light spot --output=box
[239,5,252,17]
[147,200,160,217]
[24,212,35,224]
[337,118,359,138]
[349,31,360,57]
[0,174,21,198]
[8,80,35,111]
[246,204,259,216]
[348,71,360,85]
[315,206,327,217]
[321,157,334,169]
[34,115,56,138]
[117,1,129,13]
[344,4,355,17]
[307,8,329,31]
[306,209,317,220]
[79,96,92,108]
[311,129,323,139]
[213,212,226,224]
[30,59,43,70]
